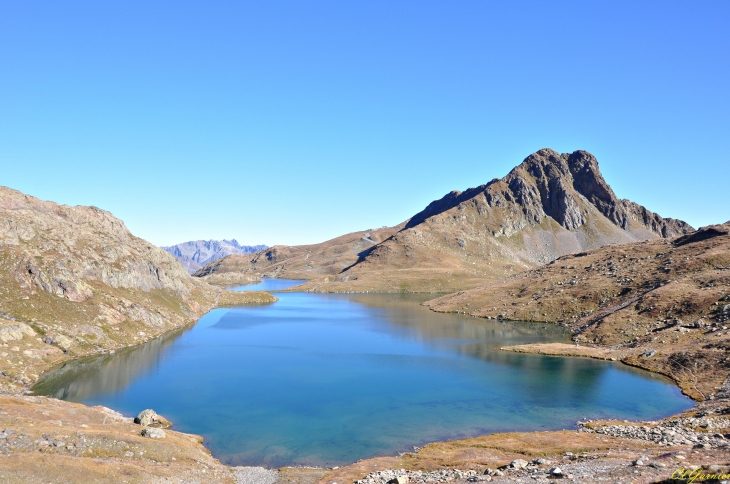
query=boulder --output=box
[134,409,172,428]
[548,467,564,476]
[140,428,166,439]
[510,459,529,469]
[135,409,157,426]
[0,323,35,343]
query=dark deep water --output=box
[33,279,693,467]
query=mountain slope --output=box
[426,223,730,400]
[294,149,692,293]
[193,225,403,286]
[162,239,267,274]
[0,186,274,393]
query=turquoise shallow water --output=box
[33,279,693,467]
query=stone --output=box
[548,467,564,476]
[133,409,171,428]
[135,409,157,426]
[140,428,166,439]
[483,469,504,477]
[642,350,656,357]
[510,459,529,469]
[0,323,35,343]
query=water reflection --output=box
[33,326,186,401]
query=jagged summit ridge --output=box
[407,149,690,238]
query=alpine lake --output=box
[32,279,693,468]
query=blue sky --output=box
[1,1,728,246]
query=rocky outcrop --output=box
[0,186,275,393]
[134,409,171,428]
[0,321,35,343]
[674,222,730,247]
[0,186,194,299]
[162,239,267,274]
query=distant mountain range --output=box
[162,239,267,274]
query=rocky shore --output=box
[324,394,730,484]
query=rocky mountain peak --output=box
[409,148,692,238]
[506,148,625,231]
[314,149,695,292]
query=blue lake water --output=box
[33,279,693,467]
[229,278,308,292]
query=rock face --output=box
[0,186,196,299]
[162,239,267,274]
[0,186,275,393]
[292,149,692,293]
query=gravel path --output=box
[232,466,279,484]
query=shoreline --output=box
[5,291,727,483]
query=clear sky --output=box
[1,1,728,247]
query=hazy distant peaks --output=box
[162,239,267,274]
